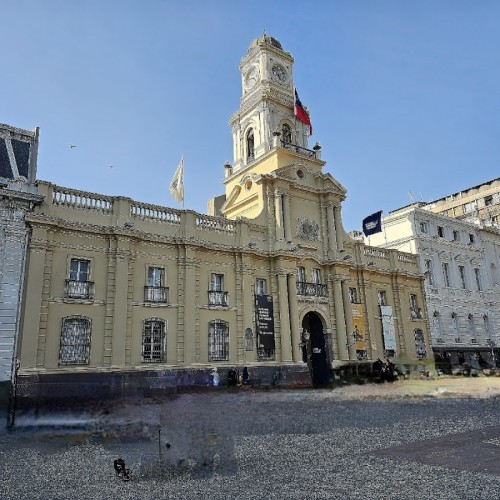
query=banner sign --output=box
[255,294,275,351]
[351,303,366,350]
[380,305,396,351]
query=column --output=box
[282,193,292,242]
[333,278,349,360]
[274,191,284,241]
[111,244,129,367]
[326,203,338,252]
[278,273,292,362]
[333,205,343,250]
[342,280,356,359]
[287,273,302,362]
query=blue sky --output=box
[2,1,499,231]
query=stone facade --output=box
[0,123,42,402]
[366,204,500,372]
[15,36,433,403]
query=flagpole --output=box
[182,155,185,210]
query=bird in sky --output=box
[69,144,76,149]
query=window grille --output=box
[142,319,166,363]
[59,316,91,365]
[208,320,229,361]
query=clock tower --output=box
[230,34,311,172]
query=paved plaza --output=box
[1,377,500,499]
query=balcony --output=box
[208,290,229,307]
[280,140,318,159]
[144,286,169,303]
[296,282,328,297]
[65,280,94,300]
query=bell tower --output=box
[230,34,311,172]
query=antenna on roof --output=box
[408,190,414,202]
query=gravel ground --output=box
[1,378,500,499]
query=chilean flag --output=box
[294,89,313,135]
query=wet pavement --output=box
[1,377,500,499]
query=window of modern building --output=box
[437,226,444,238]
[377,290,387,306]
[145,266,168,303]
[255,278,267,295]
[142,318,166,363]
[419,221,428,234]
[453,230,460,242]
[208,319,229,361]
[66,258,93,299]
[59,316,91,365]
[424,259,434,285]
[458,265,467,289]
[474,268,482,291]
[349,287,358,304]
[442,262,450,287]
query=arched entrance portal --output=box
[302,312,331,386]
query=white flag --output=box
[169,156,184,203]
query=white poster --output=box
[380,305,396,351]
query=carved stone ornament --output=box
[297,217,319,241]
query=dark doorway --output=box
[302,312,331,386]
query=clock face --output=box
[271,63,287,83]
[245,65,260,90]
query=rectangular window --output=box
[311,269,321,285]
[59,316,91,365]
[377,290,387,306]
[410,294,422,319]
[474,268,482,291]
[208,320,229,361]
[147,267,164,287]
[453,230,460,242]
[349,287,358,304]
[442,262,450,287]
[464,201,477,213]
[458,265,466,289]
[484,195,493,207]
[296,266,306,283]
[424,259,434,286]
[142,319,166,362]
[469,233,475,244]
[437,226,444,238]
[67,258,92,299]
[209,273,228,306]
[255,279,267,295]
[419,222,428,234]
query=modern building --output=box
[365,203,500,372]
[0,123,42,403]
[425,178,500,227]
[16,36,433,404]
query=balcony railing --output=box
[144,286,169,303]
[296,282,328,297]
[280,141,317,159]
[208,290,229,307]
[65,280,94,300]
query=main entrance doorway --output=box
[302,312,331,386]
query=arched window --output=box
[246,128,255,161]
[59,316,91,365]
[208,319,229,361]
[142,318,166,363]
[282,123,292,144]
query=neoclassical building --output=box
[0,123,42,403]
[16,36,432,402]
[366,203,500,371]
